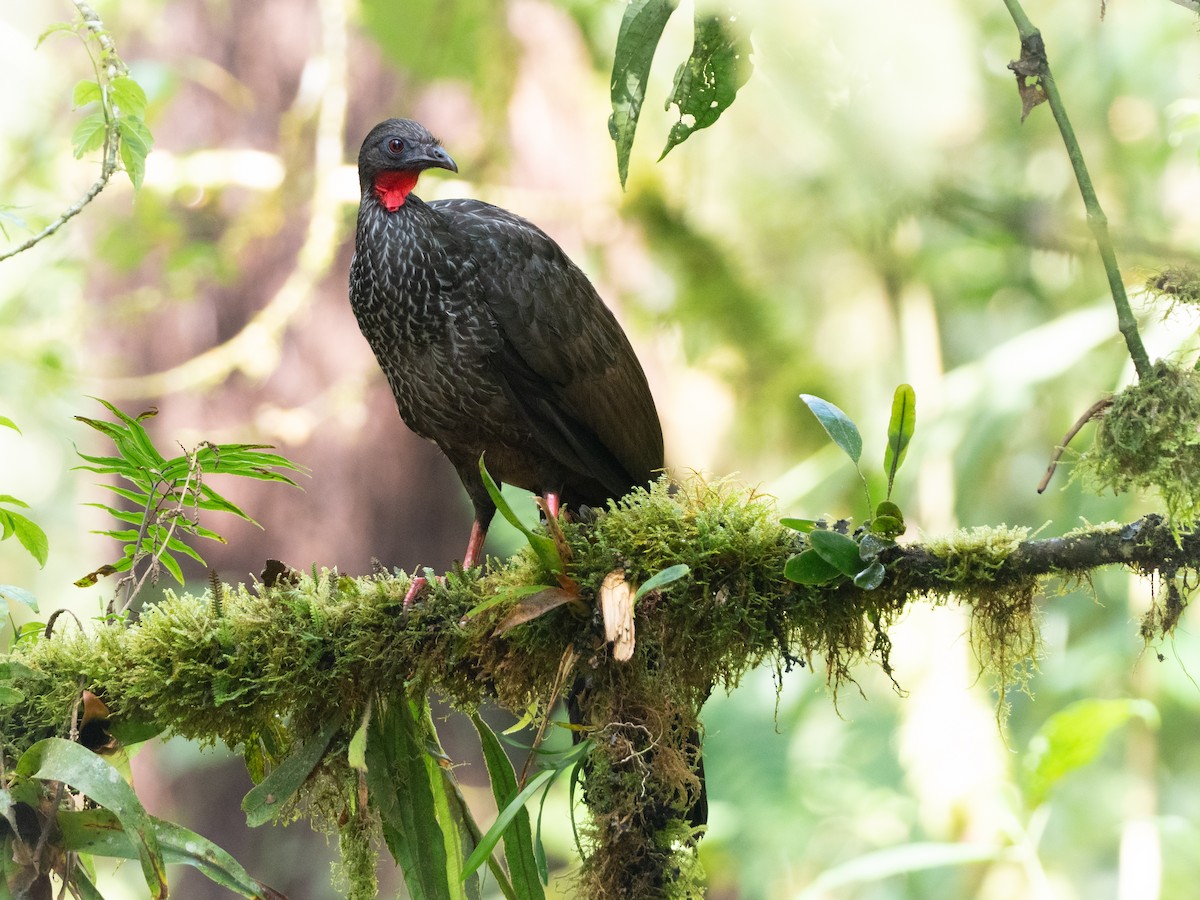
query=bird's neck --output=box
[373,170,420,212]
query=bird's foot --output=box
[403,561,487,619]
[402,575,430,611]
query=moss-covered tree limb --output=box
[3,479,1197,898]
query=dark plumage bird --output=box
[349,118,704,827]
[350,118,662,588]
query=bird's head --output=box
[357,119,458,212]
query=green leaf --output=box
[660,13,752,160]
[807,529,864,578]
[783,549,842,585]
[0,416,19,433]
[869,515,904,539]
[72,79,102,108]
[478,456,562,574]
[421,706,475,900]
[608,0,679,189]
[109,76,148,117]
[800,394,862,463]
[857,532,895,562]
[107,718,165,747]
[157,548,186,585]
[471,713,545,897]
[72,111,109,158]
[72,865,108,900]
[461,584,552,620]
[16,738,168,898]
[348,710,370,773]
[0,584,39,612]
[37,21,78,47]
[0,685,25,705]
[117,116,154,191]
[0,506,49,567]
[1024,698,1158,807]
[853,560,886,590]
[366,694,454,900]
[463,740,592,881]
[242,714,343,827]
[633,564,690,602]
[780,517,819,533]
[796,842,1010,899]
[883,383,917,497]
[461,771,555,880]
[59,808,278,898]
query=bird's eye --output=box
[386,138,404,154]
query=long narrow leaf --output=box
[366,694,453,900]
[478,457,561,574]
[633,564,690,603]
[422,706,476,900]
[883,384,917,497]
[471,713,545,897]
[608,0,679,188]
[462,740,593,881]
[462,768,556,882]
[242,714,343,827]
[59,808,283,899]
[16,738,167,898]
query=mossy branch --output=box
[4,485,1194,770]
[5,480,1199,898]
[1001,0,1152,379]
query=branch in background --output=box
[105,0,350,398]
[1167,0,1200,14]
[0,2,122,264]
[1001,0,1152,379]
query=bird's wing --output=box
[431,198,663,497]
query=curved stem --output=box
[0,2,121,264]
[1001,0,1152,380]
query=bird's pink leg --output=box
[401,575,427,612]
[461,519,488,571]
[403,518,489,613]
[543,492,561,519]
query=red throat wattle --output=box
[374,170,420,212]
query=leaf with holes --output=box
[660,13,752,160]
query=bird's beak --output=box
[417,145,458,174]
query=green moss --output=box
[0,475,1075,898]
[1145,266,1200,307]
[1080,361,1200,528]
